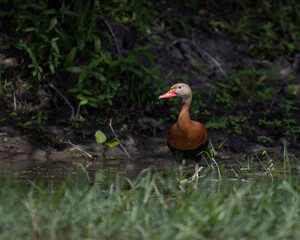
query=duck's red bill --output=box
[159,89,176,98]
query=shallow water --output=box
[0,153,298,185]
[0,153,173,185]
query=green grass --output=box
[0,164,299,239]
[209,0,300,59]
[199,67,299,139]
[216,68,280,106]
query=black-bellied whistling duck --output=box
[159,83,209,178]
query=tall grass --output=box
[0,166,299,240]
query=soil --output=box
[0,5,300,164]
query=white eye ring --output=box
[178,86,182,90]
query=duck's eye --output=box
[178,86,182,90]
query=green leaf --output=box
[78,68,90,89]
[22,27,37,32]
[94,36,101,52]
[27,3,43,10]
[79,98,88,106]
[49,17,57,31]
[81,89,92,95]
[88,58,101,70]
[64,48,77,67]
[66,66,83,73]
[68,88,80,93]
[50,38,59,54]
[49,63,55,73]
[104,139,119,147]
[95,130,107,144]
[18,121,32,128]
[42,9,57,15]
[91,72,106,82]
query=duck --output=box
[159,83,209,178]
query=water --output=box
[0,153,173,185]
[0,152,298,185]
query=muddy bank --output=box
[0,121,298,163]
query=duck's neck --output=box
[178,103,191,127]
[183,95,192,105]
[177,94,193,129]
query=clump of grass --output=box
[0,163,299,239]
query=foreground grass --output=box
[0,168,299,240]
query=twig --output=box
[75,104,81,121]
[138,27,172,43]
[66,140,94,159]
[200,48,226,76]
[103,18,122,56]
[49,83,75,120]
[109,118,131,159]
[13,92,17,111]
[102,18,132,86]
[171,38,189,48]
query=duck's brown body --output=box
[160,83,208,163]
[167,104,208,161]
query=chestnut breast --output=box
[167,104,208,151]
[167,121,208,150]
